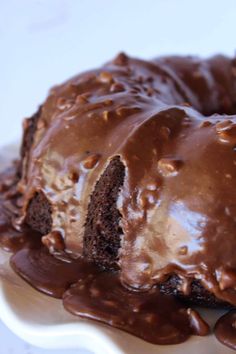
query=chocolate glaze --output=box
[1,53,236,348]
[0,168,210,345]
[63,271,209,345]
[214,310,236,350]
[11,246,92,298]
[17,53,236,306]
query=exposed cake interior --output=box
[83,156,125,269]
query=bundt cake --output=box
[2,52,236,347]
[17,53,236,304]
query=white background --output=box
[1,0,236,353]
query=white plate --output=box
[0,144,235,354]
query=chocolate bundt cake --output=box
[16,53,236,309]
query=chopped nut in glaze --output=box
[157,158,183,177]
[110,82,125,93]
[75,94,90,105]
[159,126,171,140]
[216,120,236,145]
[82,154,101,169]
[42,230,65,252]
[56,97,74,110]
[103,110,109,122]
[199,120,212,128]
[98,71,113,84]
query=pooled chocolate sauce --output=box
[10,247,94,298]
[214,311,236,350]
[10,237,210,344]
[0,167,211,346]
[63,271,209,345]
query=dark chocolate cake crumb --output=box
[25,191,52,235]
[84,156,125,269]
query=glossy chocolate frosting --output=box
[17,53,236,307]
[0,166,210,346]
[214,310,236,350]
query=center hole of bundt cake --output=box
[83,156,125,270]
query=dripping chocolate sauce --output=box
[0,166,234,348]
[214,310,236,350]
